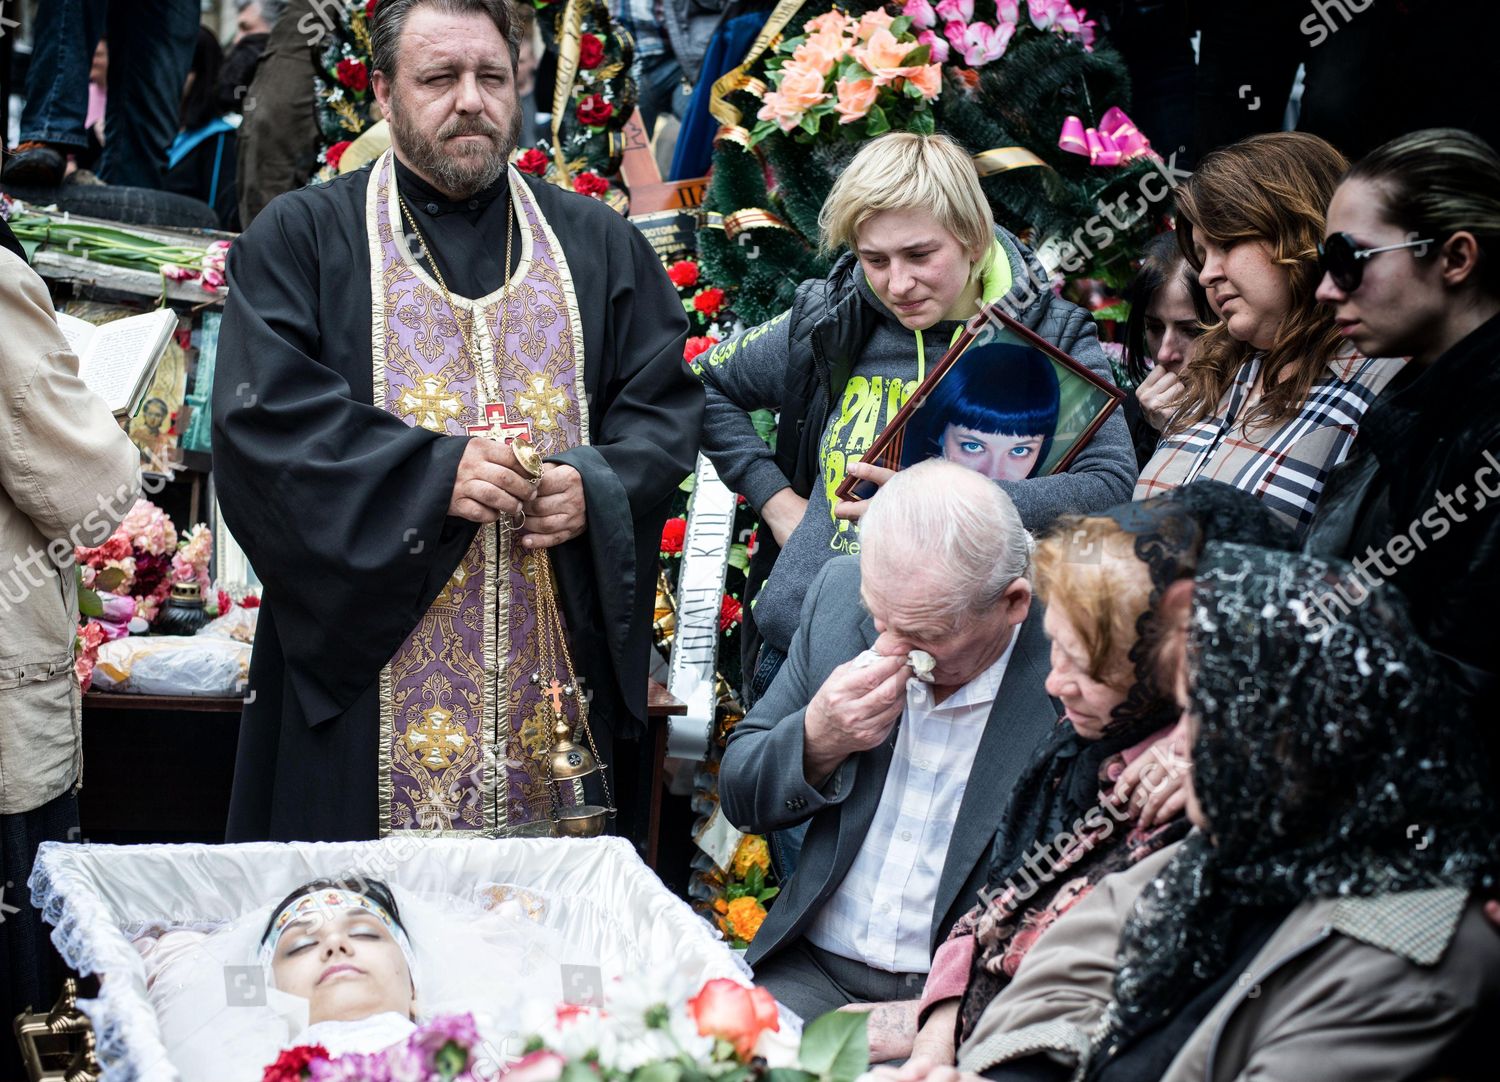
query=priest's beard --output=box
[388,92,520,198]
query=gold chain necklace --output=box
[398,186,513,426]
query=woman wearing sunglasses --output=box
[1308,127,1500,731]
[1134,133,1405,538]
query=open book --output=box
[56,308,178,418]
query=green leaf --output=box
[77,578,104,619]
[903,79,925,99]
[728,543,750,572]
[679,471,697,494]
[900,43,931,66]
[633,1062,684,1082]
[93,567,126,594]
[799,112,822,136]
[748,120,779,147]
[745,864,765,894]
[756,885,781,903]
[726,882,749,901]
[765,1070,817,1082]
[798,1012,869,1082]
[434,1040,468,1082]
[750,409,778,448]
[863,104,890,137]
[562,1061,603,1082]
[1091,301,1130,323]
[909,108,935,135]
[889,15,912,35]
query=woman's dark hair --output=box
[260,877,405,946]
[181,26,224,132]
[1170,132,1349,436]
[1343,127,1500,298]
[1121,231,1212,384]
[899,342,1061,470]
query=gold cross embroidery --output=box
[397,373,466,431]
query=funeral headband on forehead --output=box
[258,881,416,979]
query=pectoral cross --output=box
[467,401,533,446]
[544,677,567,717]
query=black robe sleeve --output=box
[212,180,476,726]
[539,183,703,734]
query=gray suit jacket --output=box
[719,556,1061,969]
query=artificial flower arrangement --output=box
[72,499,260,690]
[899,0,1096,67]
[711,835,778,948]
[314,0,380,174]
[750,7,943,146]
[663,259,727,364]
[263,1012,482,1081]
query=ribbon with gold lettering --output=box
[550,0,588,181]
[709,0,809,127]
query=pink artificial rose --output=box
[791,29,847,77]
[934,0,973,25]
[903,0,937,28]
[502,1051,565,1082]
[757,61,828,131]
[907,62,942,99]
[855,27,918,83]
[834,77,879,123]
[854,7,896,42]
[951,19,1014,66]
[916,29,949,63]
[802,9,853,36]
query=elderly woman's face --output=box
[1042,605,1130,740]
[1194,237,1292,352]
[270,906,414,1026]
[1159,580,1209,832]
[855,208,981,331]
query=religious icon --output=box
[836,305,1124,501]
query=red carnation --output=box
[667,259,699,289]
[217,589,232,616]
[683,335,719,363]
[719,594,743,632]
[262,1044,329,1082]
[660,517,687,555]
[572,171,609,198]
[241,594,261,609]
[693,287,726,318]
[516,148,550,176]
[576,93,614,127]
[335,58,368,92]
[366,0,378,16]
[325,140,352,170]
[579,33,605,69]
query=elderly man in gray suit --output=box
[718,459,1059,1026]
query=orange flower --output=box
[687,978,779,1059]
[907,62,942,100]
[725,896,769,942]
[756,61,828,131]
[792,29,848,77]
[855,27,917,84]
[855,7,896,41]
[731,834,772,878]
[834,77,879,124]
[804,9,854,35]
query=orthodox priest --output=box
[213,0,701,843]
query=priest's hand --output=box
[832,460,896,523]
[522,463,587,549]
[449,437,534,523]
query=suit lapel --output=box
[930,608,1060,944]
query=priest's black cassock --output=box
[213,156,701,843]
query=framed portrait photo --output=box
[836,305,1125,502]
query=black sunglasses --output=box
[1317,231,1433,293]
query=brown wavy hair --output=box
[1169,132,1350,436]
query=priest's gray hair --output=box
[371,0,523,76]
[859,459,1032,622]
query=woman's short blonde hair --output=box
[818,132,993,257]
[1032,515,1153,684]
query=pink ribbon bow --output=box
[1058,106,1155,166]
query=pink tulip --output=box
[903,0,937,28]
[160,263,198,282]
[200,268,227,292]
[996,0,1019,22]
[952,20,1014,66]
[917,28,950,63]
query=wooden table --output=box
[80,681,688,864]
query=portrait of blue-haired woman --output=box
[898,342,1062,482]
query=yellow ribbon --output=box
[720,207,795,240]
[972,146,1051,176]
[550,0,588,181]
[709,0,809,127]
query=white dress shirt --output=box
[805,629,1018,973]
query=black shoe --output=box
[2,142,67,187]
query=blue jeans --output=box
[744,644,809,881]
[636,53,693,137]
[21,0,198,188]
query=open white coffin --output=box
[31,836,752,1082]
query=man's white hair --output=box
[859,459,1032,622]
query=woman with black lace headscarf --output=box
[858,482,1298,1066]
[952,543,1499,1082]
